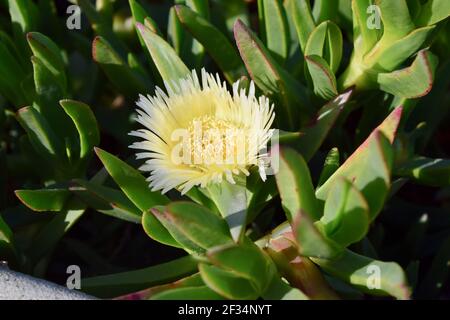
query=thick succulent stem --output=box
[266,232,340,300]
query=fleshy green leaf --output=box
[128,52,150,80]
[16,106,65,164]
[31,55,77,144]
[408,0,423,21]
[81,256,198,298]
[305,20,342,74]
[94,148,169,212]
[137,22,190,84]
[246,176,277,223]
[305,21,328,57]
[8,0,38,57]
[168,4,185,56]
[15,189,70,212]
[199,263,259,300]
[352,0,381,55]
[184,187,219,213]
[69,179,141,223]
[415,0,450,26]
[144,17,160,35]
[129,0,161,47]
[8,0,38,34]
[0,214,16,261]
[303,20,342,99]
[0,33,27,106]
[151,285,224,300]
[288,0,315,51]
[275,147,321,222]
[375,26,435,71]
[32,55,63,108]
[318,178,370,247]
[312,0,338,23]
[152,202,233,253]
[377,0,414,43]
[117,273,204,300]
[92,36,151,98]
[326,21,343,73]
[207,240,275,294]
[27,197,86,266]
[316,107,402,220]
[294,210,343,259]
[204,180,247,241]
[76,0,127,56]
[128,0,151,25]
[234,19,310,129]
[262,275,309,300]
[27,32,67,92]
[312,249,411,299]
[305,55,338,100]
[168,0,209,68]
[175,5,244,83]
[396,156,450,187]
[143,207,182,248]
[59,100,99,161]
[377,50,438,99]
[186,0,210,18]
[213,0,250,35]
[260,0,290,63]
[317,148,340,188]
[278,130,303,144]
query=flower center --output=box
[184,116,251,167]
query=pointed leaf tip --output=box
[135,21,144,31]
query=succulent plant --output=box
[0,0,449,300]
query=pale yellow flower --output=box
[129,69,275,194]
